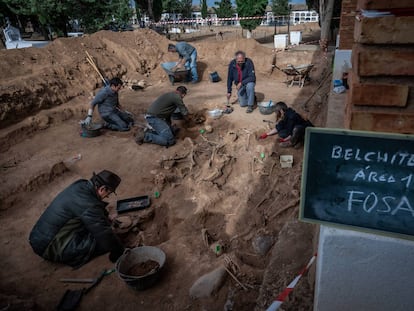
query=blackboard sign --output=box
[300,128,414,239]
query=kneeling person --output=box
[136,86,189,147]
[29,170,124,267]
[227,51,256,113]
[81,77,134,131]
[259,101,313,147]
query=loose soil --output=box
[127,260,160,277]
[0,23,332,311]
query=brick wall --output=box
[343,0,414,134]
[338,0,357,49]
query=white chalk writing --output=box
[347,191,414,217]
[352,167,413,189]
[331,145,414,167]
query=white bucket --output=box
[290,31,302,45]
[274,34,288,49]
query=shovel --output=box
[56,269,114,311]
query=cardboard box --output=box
[280,155,293,168]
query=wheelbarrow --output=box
[275,63,314,88]
[161,62,190,85]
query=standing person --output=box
[29,170,124,267]
[168,42,199,84]
[227,51,257,113]
[81,77,134,131]
[135,86,190,147]
[259,101,313,147]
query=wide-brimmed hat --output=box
[93,170,121,194]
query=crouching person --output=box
[259,101,313,147]
[81,77,134,131]
[135,86,190,147]
[29,170,124,267]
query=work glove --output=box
[259,133,268,140]
[80,115,92,126]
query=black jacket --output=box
[227,58,256,94]
[276,108,312,136]
[29,179,124,267]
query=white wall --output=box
[315,226,414,311]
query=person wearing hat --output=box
[29,170,124,267]
[168,42,198,84]
[259,101,313,147]
[81,77,134,131]
[135,86,189,147]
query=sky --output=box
[193,0,306,7]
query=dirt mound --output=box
[0,29,170,127]
[0,29,280,128]
[0,25,332,310]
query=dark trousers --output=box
[102,111,134,132]
[279,121,313,145]
[144,116,176,147]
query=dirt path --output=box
[0,28,331,311]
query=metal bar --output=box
[60,278,95,283]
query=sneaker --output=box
[171,125,180,136]
[135,128,146,145]
[246,106,253,113]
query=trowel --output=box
[56,269,114,311]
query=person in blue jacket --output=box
[227,51,256,113]
[81,77,134,131]
[168,42,198,83]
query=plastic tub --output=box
[207,109,223,119]
[116,246,166,290]
[258,101,275,115]
[80,123,102,138]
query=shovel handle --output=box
[60,278,95,283]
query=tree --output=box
[152,0,163,21]
[3,0,134,37]
[162,0,181,14]
[201,0,208,19]
[306,0,342,51]
[319,0,334,52]
[180,0,192,18]
[136,0,162,21]
[213,0,233,18]
[272,0,289,16]
[236,0,267,38]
